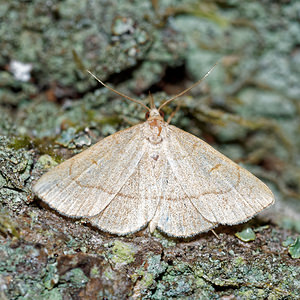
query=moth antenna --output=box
[158,61,219,111]
[87,70,150,111]
[149,91,155,109]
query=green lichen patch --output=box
[40,288,63,300]
[132,253,168,296]
[55,127,78,149]
[282,236,296,247]
[43,263,59,290]
[37,154,59,170]
[152,230,177,248]
[288,237,300,259]
[109,240,136,264]
[152,262,196,299]
[60,267,89,287]
[235,227,256,242]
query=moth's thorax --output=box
[144,109,167,145]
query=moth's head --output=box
[145,108,164,121]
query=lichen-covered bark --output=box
[0,0,299,299]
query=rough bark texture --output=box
[0,0,299,299]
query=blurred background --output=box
[0,0,299,298]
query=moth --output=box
[33,66,275,237]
